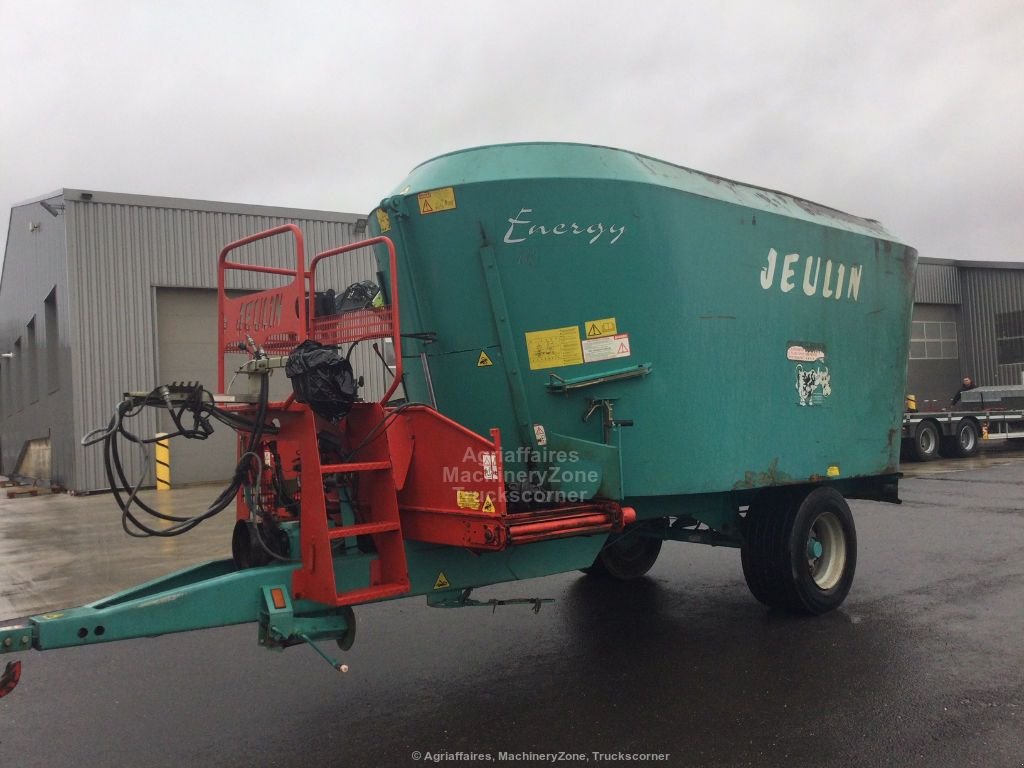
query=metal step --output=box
[320,460,392,473]
[327,521,401,539]
[333,582,409,607]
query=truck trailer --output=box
[902,385,1024,461]
[0,143,917,697]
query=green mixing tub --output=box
[370,143,916,521]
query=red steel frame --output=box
[215,225,634,607]
[216,225,402,405]
[308,237,403,404]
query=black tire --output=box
[951,419,979,458]
[741,487,857,615]
[582,529,663,580]
[911,420,940,461]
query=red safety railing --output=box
[216,225,401,404]
[217,224,307,392]
[308,237,403,405]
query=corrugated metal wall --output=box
[959,267,1024,387]
[63,196,381,491]
[914,261,961,304]
[0,195,75,485]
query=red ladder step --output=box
[327,521,401,539]
[333,583,409,607]
[292,404,410,608]
[320,460,391,473]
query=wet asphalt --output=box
[0,450,1021,768]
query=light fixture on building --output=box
[353,218,368,236]
[29,222,41,232]
[1,352,13,359]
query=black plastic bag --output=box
[285,340,357,422]
[335,280,381,313]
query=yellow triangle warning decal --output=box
[587,323,602,337]
[477,351,494,367]
[482,493,496,514]
[433,572,451,590]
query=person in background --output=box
[950,376,976,408]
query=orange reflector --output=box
[271,588,287,610]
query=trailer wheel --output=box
[952,419,979,458]
[582,529,663,580]
[741,487,857,615]
[911,420,940,461]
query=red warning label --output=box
[581,333,631,363]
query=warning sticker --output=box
[482,493,496,514]
[417,187,457,215]
[457,490,481,510]
[585,317,618,338]
[525,326,584,370]
[433,572,451,590]
[477,350,494,367]
[582,333,631,363]
[375,208,391,233]
[533,424,548,446]
[482,452,498,480]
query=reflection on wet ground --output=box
[0,486,232,617]
[900,442,1024,477]
[0,461,1021,767]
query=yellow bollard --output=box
[155,432,171,490]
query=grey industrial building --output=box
[0,189,381,492]
[908,258,1024,409]
[2,191,1023,492]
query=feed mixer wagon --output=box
[0,143,916,695]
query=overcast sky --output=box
[1,1,1022,270]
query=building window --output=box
[995,310,1024,365]
[45,288,59,393]
[13,337,22,411]
[909,321,958,360]
[27,317,39,404]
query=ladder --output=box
[290,403,410,606]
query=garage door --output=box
[156,288,290,485]
[156,286,393,486]
[156,288,235,485]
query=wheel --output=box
[952,419,979,458]
[741,487,857,615]
[911,420,940,461]
[582,528,663,580]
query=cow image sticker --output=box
[790,343,831,406]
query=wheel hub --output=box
[806,511,846,590]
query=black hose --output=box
[95,373,272,537]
